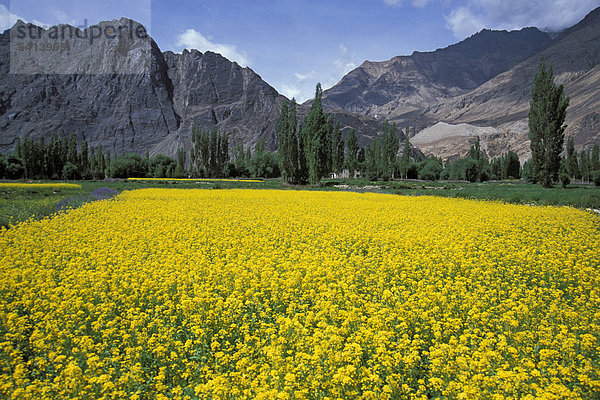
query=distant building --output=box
[330,169,361,179]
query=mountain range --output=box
[1,7,599,162]
[0,18,383,157]
[321,6,600,161]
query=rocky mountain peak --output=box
[8,17,154,76]
[320,27,552,117]
[407,5,600,161]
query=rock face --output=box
[152,49,288,155]
[0,19,180,155]
[321,27,552,118]
[0,19,384,157]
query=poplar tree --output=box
[105,152,111,176]
[302,83,329,185]
[287,98,303,184]
[90,147,97,178]
[277,98,302,183]
[345,129,358,178]
[219,132,229,176]
[325,115,334,174]
[592,144,600,172]
[15,137,22,159]
[332,121,344,175]
[528,59,570,188]
[79,139,89,178]
[365,138,382,180]
[296,121,309,184]
[209,129,218,177]
[566,136,580,179]
[176,148,187,177]
[233,142,246,174]
[277,99,290,181]
[99,147,106,179]
[505,151,522,179]
[381,122,399,180]
[67,133,78,165]
[401,127,411,179]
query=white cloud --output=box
[175,29,250,66]
[446,7,486,39]
[333,60,357,76]
[280,84,301,100]
[0,4,50,31]
[445,0,600,39]
[411,0,433,8]
[275,44,359,103]
[383,0,433,8]
[0,4,18,31]
[294,70,316,82]
[332,43,357,77]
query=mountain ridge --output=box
[1,8,600,162]
[320,6,600,161]
[408,5,600,161]
[320,26,552,118]
[0,19,385,157]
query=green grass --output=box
[0,184,83,228]
[1,178,599,228]
[319,178,600,208]
[394,181,600,209]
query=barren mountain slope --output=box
[409,6,600,161]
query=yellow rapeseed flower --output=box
[0,189,598,398]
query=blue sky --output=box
[2,0,600,101]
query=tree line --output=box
[276,84,544,184]
[2,118,598,185]
[0,133,189,180]
[276,84,415,185]
[2,74,599,186]
[0,129,283,180]
[525,138,600,187]
[0,133,109,180]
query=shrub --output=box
[440,169,450,180]
[560,171,570,188]
[247,152,280,179]
[6,155,25,179]
[465,159,480,183]
[109,154,149,178]
[419,159,443,181]
[592,170,600,186]
[150,154,176,178]
[406,162,420,179]
[522,159,536,183]
[62,162,81,180]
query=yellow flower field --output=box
[127,178,264,183]
[1,189,599,399]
